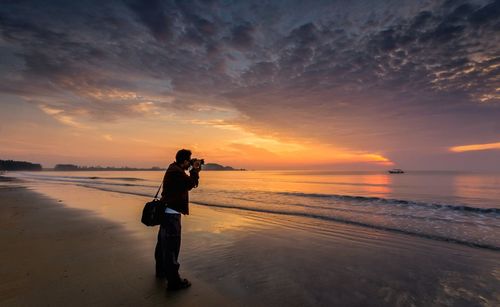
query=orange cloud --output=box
[208,139,393,169]
[450,142,500,152]
[229,143,280,158]
[39,104,88,129]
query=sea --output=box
[9,170,500,251]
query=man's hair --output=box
[175,149,192,164]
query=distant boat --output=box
[388,169,405,174]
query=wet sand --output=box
[0,182,233,306]
[1,177,499,306]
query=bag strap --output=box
[154,169,168,199]
[154,182,162,199]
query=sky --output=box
[0,0,499,170]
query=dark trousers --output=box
[155,214,182,283]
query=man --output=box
[155,149,201,290]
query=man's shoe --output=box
[167,278,191,290]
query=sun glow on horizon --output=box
[1,101,394,170]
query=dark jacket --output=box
[161,162,199,215]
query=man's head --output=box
[175,149,192,170]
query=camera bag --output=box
[141,175,165,226]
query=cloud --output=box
[228,142,280,158]
[226,23,255,50]
[450,142,500,152]
[125,0,172,42]
[102,134,113,141]
[39,104,88,129]
[129,101,160,115]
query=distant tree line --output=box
[0,160,42,171]
[52,163,245,171]
[0,160,243,172]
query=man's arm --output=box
[188,160,202,188]
[164,169,199,191]
[185,169,199,190]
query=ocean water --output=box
[11,170,500,251]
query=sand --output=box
[0,181,233,306]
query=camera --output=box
[189,158,205,167]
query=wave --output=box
[277,192,499,214]
[227,195,495,227]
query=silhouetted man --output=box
[155,149,201,290]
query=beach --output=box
[0,179,235,306]
[1,173,499,306]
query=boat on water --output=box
[388,168,405,174]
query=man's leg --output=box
[154,226,166,278]
[174,215,181,265]
[164,214,181,284]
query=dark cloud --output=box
[241,61,277,86]
[190,15,216,36]
[125,0,172,41]
[410,11,433,30]
[468,0,500,26]
[227,23,255,50]
[287,23,319,46]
